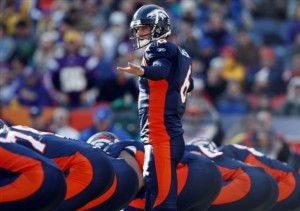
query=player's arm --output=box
[141,43,171,80]
[117,43,171,80]
[117,59,171,80]
[141,58,171,80]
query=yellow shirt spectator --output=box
[222,57,245,82]
[220,46,245,83]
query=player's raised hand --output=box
[117,62,144,76]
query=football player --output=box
[0,120,114,211]
[0,120,66,210]
[88,132,222,211]
[117,4,194,210]
[78,132,140,211]
[220,144,300,211]
[185,139,279,211]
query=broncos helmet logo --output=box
[87,131,120,151]
[188,137,218,151]
[147,9,169,21]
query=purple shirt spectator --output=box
[15,68,53,106]
[47,30,98,108]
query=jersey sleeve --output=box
[141,41,172,81]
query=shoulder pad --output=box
[145,40,171,61]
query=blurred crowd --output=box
[1,0,300,168]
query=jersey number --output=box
[180,65,192,103]
[2,126,47,153]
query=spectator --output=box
[198,37,218,73]
[0,23,15,62]
[91,43,115,82]
[12,20,37,63]
[179,20,200,58]
[54,16,73,45]
[254,94,273,112]
[33,32,57,76]
[287,33,300,59]
[247,0,287,21]
[81,0,104,28]
[248,0,287,45]
[178,0,198,24]
[245,46,286,96]
[118,0,137,23]
[191,58,205,80]
[63,7,93,32]
[28,106,50,132]
[191,75,211,101]
[34,9,57,35]
[204,57,227,104]
[220,46,245,83]
[223,113,257,145]
[286,5,300,45]
[202,11,233,53]
[216,80,250,115]
[50,107,80,139]
[96,49,139,103]
[243,110,291,162]
[1,2,23,35]
[277,77,300,116]
[47,30,98,108]
[284,53,300,82]
[49,0,70,25]
[100,11,128,61]
[234,27,260,68]
[96,69,138,103]
[9,56,29,84]
[80,104,132,142]
[0,63,17,106]
[84,23,106,52]
[14,67,53,106]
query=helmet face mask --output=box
[0,119,9,134]
[130,26,152,49]
[188,137,217,151]
[130,5,171,49]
